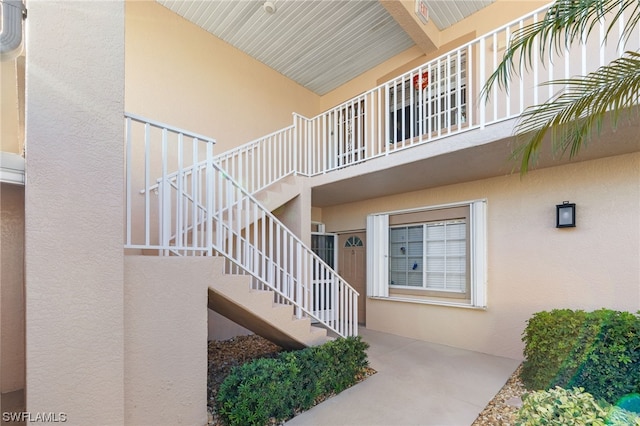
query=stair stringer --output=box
[207,259,331,350]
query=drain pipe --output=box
[1,0,26,60]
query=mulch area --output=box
[207,334,525,426]
[207,335,283,425]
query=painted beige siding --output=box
[125,0,321,154]
[25,1,125,423]
[1,60,21,154]
[124,256,213,425]
[321,153,640,360]
[0,183,24,393]
[435,0,548,46]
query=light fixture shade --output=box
[263,1,276,14]
[556,202,576,228]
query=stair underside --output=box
[207,272,330,350]
[253,174,302,212]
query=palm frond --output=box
[512,51,640,174]
[482,0,638,99]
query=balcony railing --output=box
[218,1,639,191]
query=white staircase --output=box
[124,113,359,348]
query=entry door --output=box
[339,232,366,325]
[311,233,337,321]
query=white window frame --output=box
[366,200,487,308]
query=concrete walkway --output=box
[286,328,520,426]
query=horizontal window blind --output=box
[366,200,486,307]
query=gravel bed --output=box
[471,365,526,426]
[207,335,526,426]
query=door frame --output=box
[338,231,366,325]
[310,232,338,321]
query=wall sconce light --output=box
[556,201,576,228]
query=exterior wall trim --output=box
[373,198,488,216]
[369,296,487,310]
[0,152,24,185]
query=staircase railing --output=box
[215,1,638,193]
[125,113,358,337]
[125,113,215,255]
[211,163,358,336]
[214,125,298,195]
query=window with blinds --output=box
[389,220,466,293]
[366,200,486,308]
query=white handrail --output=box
[124,114,359,337]
[214,125,297,195]
[213,1,637,190]
[125,113,216,255]
[210,160,359,336]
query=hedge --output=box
[216,336,369,426]
[521,308,640,404]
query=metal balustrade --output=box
[214,166,358,336]
[214,125,297,195]
[216,1,639,189]
[125,113,215,256]
[124,113,358,337]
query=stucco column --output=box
[25,1,125,424]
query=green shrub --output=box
[516,387,640,426]
[216,356,300,426]
[516,387,609,425]
[521,309,640,403]
[216,336,370,426]
[312,335,369,394]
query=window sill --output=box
[369,295,486,310]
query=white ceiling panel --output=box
[157,0,495,95]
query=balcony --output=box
[215,2,640,207]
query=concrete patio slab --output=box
[286,328,521,426]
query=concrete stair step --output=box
[208,268,330,349]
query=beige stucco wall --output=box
[124,256,212,425]
[1,58,23,155]
[125,0,321,153]
[1,183,25,393]
[435,0,547,47]
[208,309,252,341]
[320,153,640,360]
[25,1,125,423]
